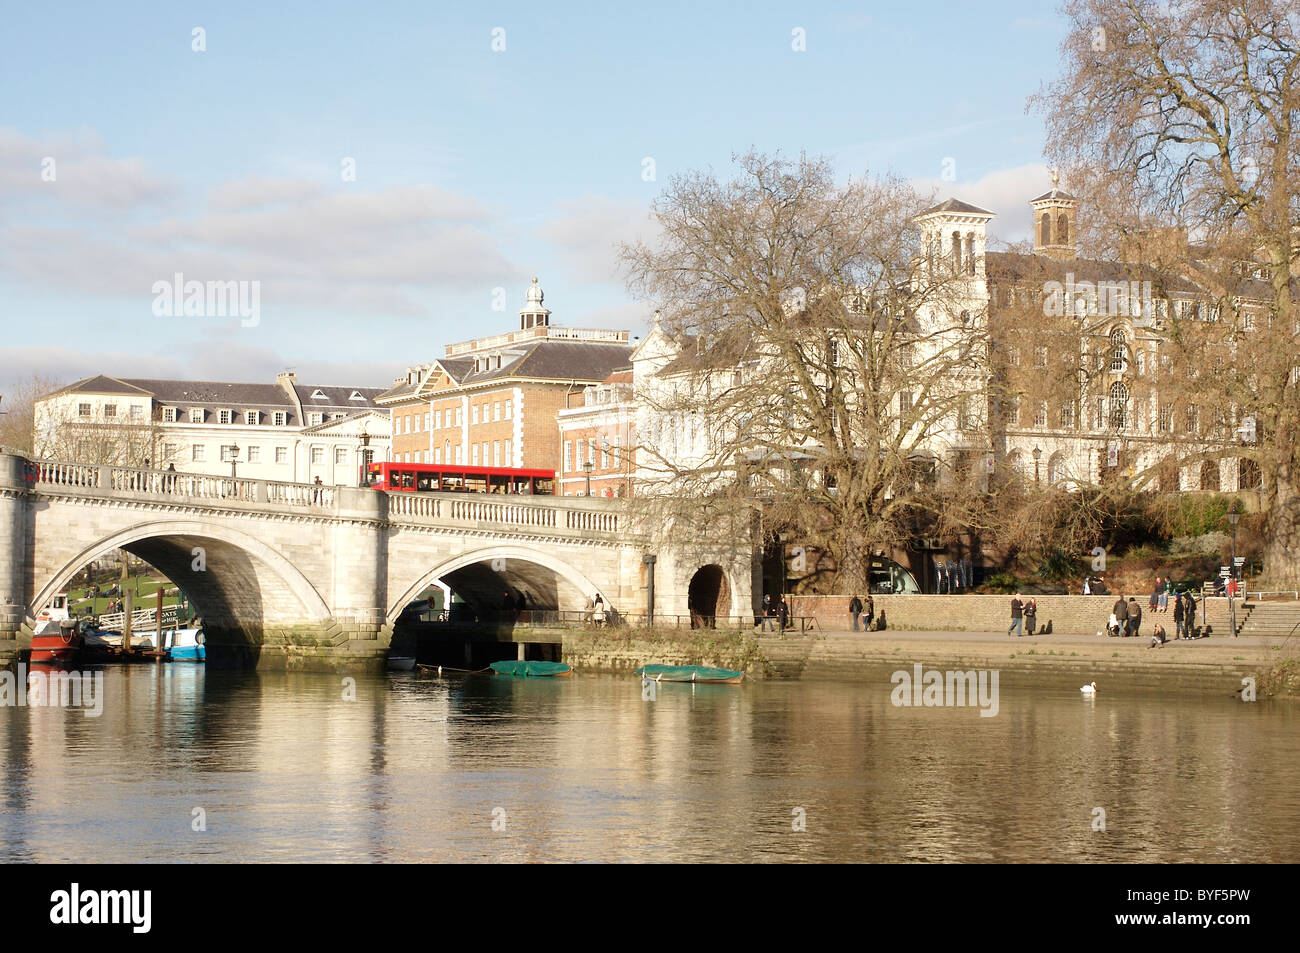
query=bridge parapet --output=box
[29,460,336,511]
[386,490,624,539]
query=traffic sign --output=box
[1233,556,1245,565]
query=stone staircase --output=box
[1236,601,1300,642]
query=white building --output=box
[34,372,390,485]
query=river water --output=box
[1,665,1297,863]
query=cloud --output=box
[912,162,1055,243]
[537,195,658,284]
[0,127,174,209]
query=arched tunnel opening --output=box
[34,530,332,669]
[392,556,608,670]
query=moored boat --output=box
[635,664,744,684]
[386,655,416,671]
[489,660,573,677]
[162,627,205,662]
[29,619,84,666]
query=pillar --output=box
[0,452,30,658]
[330,486,389,655]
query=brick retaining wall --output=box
[785,593,1238,637]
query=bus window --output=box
[416,474,435,491]
[533,477,554,495]
[490,475,510,493]
[442,474,464,491]
[465,474,488,493]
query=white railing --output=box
[96,604,183,632]
[386,491,620,537]
[30,460,336,509]
[388,493,442,519]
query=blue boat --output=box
[162,627,205,662]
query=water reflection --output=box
[0,666,1296,862]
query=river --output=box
[1,665,1296,862]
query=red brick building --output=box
[376,280,632,479]
[556,370,637,497]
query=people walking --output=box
[1126,597,1143,638]
[1024,598,1038,635]
[849,594,863,631]
[1112,594,1129,635]
[1182,590,1197,638]
[864,593,875,632]
[1008,593,1024,637]
[1172,589,1185,639]
[776,596,790,631]
[592,593,605,627]
[759,594,776,632]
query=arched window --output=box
[1109,381,1129,430]
[1239,458,1261,489]
[1047,451,1067,485]
[1057,213,1069,245]
[952,231,962,274]
[1040,214,1052,247]
[1200,460,1220,491]
[1007,449,1023,477]
[1109,328,1127,371]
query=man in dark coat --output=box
[1172,590,1185,639]
[864,593,875,631]
[1126,597,1143,638]
[1008,594,1024,637]
[849,594,863,631]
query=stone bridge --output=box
[0,452,755,671]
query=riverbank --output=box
[560,626,1292,698]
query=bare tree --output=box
[33,394,158,467]
[621,152,998,591]
[0,375,65,454]
[1032,0,1300,585]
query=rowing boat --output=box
[635,664,744,684]
[489,660,573,677]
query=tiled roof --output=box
[918,198,995,217]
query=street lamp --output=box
[228,444,240,480]
[583,459,594,496]
[358,426,372,487]
[1032,446,1042,484]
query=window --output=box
[899,392,913,415]
[78,403,92,417]
[493,441,501,467]
[444,439,451,461]
[334,447,347,465]
[1158,405,1172,433]
[310,447,324,464]
[482,441,489,464]
[899,344,914,368]
[413,414,420,433]
[273,412,287,427]
[275,447,288,464]
[104,404,117,418]
[600,441,610,468]
[504,399,512,420]
[220,445,237,462]
[1033,346,1047,368]
[1185,404,1199,435]
[588,438,596,468]
[472,405,479,425]
[1008,397,1020,426]
[163,443,177,460]
[472,444,479,466]
[456,408,462,426]
[218,409,232,424]
[310,389,327,400]
[1109,329,1127,371]
[493,402,501,422]
[1109,381,1130,430]
[435,449,442,464]
[1007,346,1020,367]
[957,396,971,431]
[435,410,442,430]
[455,445,463,465]
[1093,398,1105,431]
[191,445,205,462]
[129,404,143,418]
[310,413,324,426]
[576,440,584,469]
[1034,402,1048,428]
[349,390,365,402]
[827,340,838,366]
[424,413,430,431]
[247,446,260,462]
[1060,400,1076,429]
[503,439,511,464]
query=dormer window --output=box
[162,407,177,423]
[349,390,365,401]
[273,411,287,426]
[310,389,328,400]
[218,409,233,425]
[245,410,259,426]
[190,408,204,424]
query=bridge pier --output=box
[1,453,29,668]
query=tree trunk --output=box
[1262,466,1300,590]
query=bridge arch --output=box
[30,519,332,629]
[387,544,616,626]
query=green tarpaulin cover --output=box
[635,664,744,682]
[489,660,572,677]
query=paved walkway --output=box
[805,627,1281,648]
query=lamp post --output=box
[1032,446,1042,484]
[358,427,372,487]
[583,459,594,497]
[228,444,240,481]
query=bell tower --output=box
[1031,170,1078,260]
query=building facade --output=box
[377,279,633,481]
[556,370,637,497]
[34,372,390,485]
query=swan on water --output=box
[1080,682,1097,694]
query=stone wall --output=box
[784,593,1238,637]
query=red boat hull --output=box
[29,633,84,665]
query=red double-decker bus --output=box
[363,462,556,495]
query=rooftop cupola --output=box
[519,276,551,329]
[1030,169,1079,260]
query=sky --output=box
[0,0,1072,394]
